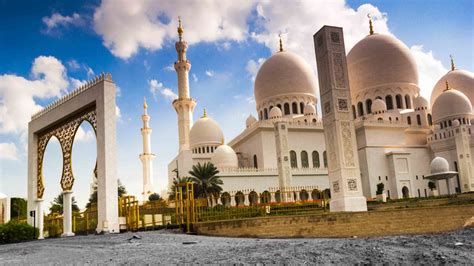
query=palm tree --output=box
[189,162,223,206]
[49,193,80,214]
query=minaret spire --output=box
[278,33,284,52]
[450,55,456,71]
[367,14,374,35]
[140,97,156,202]
[173,16,196,152]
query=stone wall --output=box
[194,205,474,238]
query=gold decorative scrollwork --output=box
[36,109,97,199]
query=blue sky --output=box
[0,0,472,209]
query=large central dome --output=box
[254,51,318,108]
[347,34,419,100]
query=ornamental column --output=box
[62,191,75,237]
[140,97,156,202]
[274,120,293,202]
[314,26,367,212]
[173,17,196,152]
[35,199,44,239]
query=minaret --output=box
[173,17,196,152]
[140,97,156,202]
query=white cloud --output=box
[70,78,86,89]
[42,12,82,33]
[115,106,121,118]
[0,56,69,134]
[67,59,81,70]
[205,70,214,77]
[163,64,175,72]
[410,45,447,100]
[245,58,266,81]
[148,79,178,101]
[93,0,255,59]
[192,73,198,82]
[75,126,95,142]
[0,142,18,160]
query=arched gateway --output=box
[27,73,119,238]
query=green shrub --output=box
[0,221,39,244]
[376,183,385,195]
[46,223,61,238]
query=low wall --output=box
[194,205,474,238]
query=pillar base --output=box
[330,196,367,212]
[61,232,75,237]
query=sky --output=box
[0,0,473,209]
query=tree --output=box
[376,183,385,195]
[10,198,27,220]
[168,176,193,200]
[189,162,223,206]
[85,179,127,209]
[49,193,80,214]
[148,193,161,201]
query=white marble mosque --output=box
[161,18,474,201]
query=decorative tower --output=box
[140,97,156,202]
[314,26,367,212]
[173,17,196,152]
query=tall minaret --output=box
[173,17,196,152]
[140,97,156,202]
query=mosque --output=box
[153,18,474,201]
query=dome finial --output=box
[367,14,374,35]
[450,54,456,71]
[445,80,450,91]
[202,108,207,118]
[278,33,284,52]
[177,16,184,40]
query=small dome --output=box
[372,99,387,113]
[211,144,238,169]
[432,89,472,123]
[430,157,449,174]
[269,106,282,119]
[245,115,257,128]
[347,34,419,100]
[304,103,316,115]
[413,95,429,110]
[430,69,474,107]
[189,114,224,148]
[254,51,317,107]
[452,119,460,127]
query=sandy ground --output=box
[0,228,473,265]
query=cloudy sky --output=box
[0,0,472,209]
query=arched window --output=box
[292,102,298,114]
[352,105,356,119]
[312,151,320,168]
[300,190,309,201]
[378,117,383,121]
[235,192,245,206]
[385,95,393,110]
[260,191,271,204]
[249,191,258,206]
[396,94,403,109]
[277,104,282,111]
[290,150,297,168]
[366,99,372,114]
[416,114,421,125]
[407,116,411,125]
[301,151,309,168]
[253,155,258,168]
[284,103,290,115]
[323,150,328,168]
[357,102,364,116]
[405,95,411,109]
[300,102,305,114]
[264,108,268,119]
[311,189,321,200]
[448,120,452,127]
[427,114,432,125]
[220,192,231,206]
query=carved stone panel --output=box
[340,121,355,167]
[347,179,358,191]
[332,52,346,89]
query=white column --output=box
[35,199,44,239]
[61,191,75,237]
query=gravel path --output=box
[0,229,473,264]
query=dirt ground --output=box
[0,228,473,264]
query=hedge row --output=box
[0,221,39,244]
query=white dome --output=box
[347,34,419,100]
[372,99,387,113]
[269,106,282,119]
[254,51,318,107]
[430,69,474,107]
[413,95,429,110]
[304,103,316,115]
[452,119,460,127]
[245,115,257,128]
[211,144,238,169]
[430,157,449,174]
[432,89,472,123]
[189,114,224,148]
